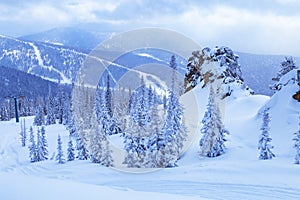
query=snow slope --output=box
[0,82,300,199]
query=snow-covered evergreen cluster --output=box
[28,126,48,162]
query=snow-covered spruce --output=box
[258,109,275,160]
[20,118,26,147]
[34,104,45,126]
[102,138,114,167]
[293,119,300,164]
[67,137,75,161]
[56,134,65,164]
[45,93,56,125]
[36,126,48,161]
[76,136,89,160]
[89,120,104,164]
[199,87,228,157]
[95,78,121,136]
[159,90,187,167]
[28,126,37,162]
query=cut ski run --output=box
[0,83,300,200]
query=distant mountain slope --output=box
[19,27,112,51]
[0,65,63,100]
[0,35,86,84]
[4,27,300,96]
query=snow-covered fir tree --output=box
[102,138,114,167]
[34,105,45,126]
[123,122,148,168]
[158,90,186,167]
[36,128,42,161]
[145,103,165,167]
[293,119,300,164]
[66,114,77,137]
[28,126,37,162]
[123,131,137,168]
[199,87,229,157]
[89,120,104,163]
[45,94,56,125]
[56,134,65,164]
[55,87,64,124]
[105,74,113,116]
[67,137,75,161]
[76,136,89,160]
[72,82,94,159]
[95,79,121,136]
[258,109,275,160]
[20,118,26,147]
[37,126,48,161]
[170,55,177,91]
[129,80,151,127]
[112,86,130,132]
[62,93,72,126]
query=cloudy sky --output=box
[1,0,300,56]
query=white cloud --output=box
[0,1,300,56]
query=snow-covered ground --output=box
[0,83,300,199]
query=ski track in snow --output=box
[105,180,300,200]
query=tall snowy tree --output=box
[55,87,64,124]
[145,103,165,167]
[45,94,56,125]
[89,121,104,163]
[28,126,37,162]
[34,105,45,126]
[293,119,300,164]
[199,87,229,157]
[67,137,75,161]
[76,136,89,160]
[258,110,275,160]
[123,122,147,168]
[102,138,114,167]
[20,118,26,147]
[158,90,186,167]
[130,80,151,127]
[56,134,65,164]
[105,74,113,117]
[37,126,48,161]
[170,55,177,91]
[95,79,121,136]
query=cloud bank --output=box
[1,0,300,56]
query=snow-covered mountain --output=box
[2,27,300,96]
[19,27,112,51]
[0,35,86,84]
